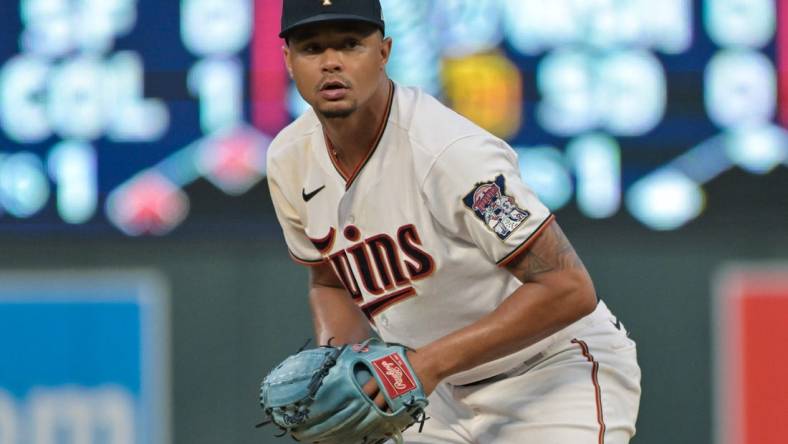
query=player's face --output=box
[284,22,391,119]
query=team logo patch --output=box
[371,353,417,398]
[463,174,530,240]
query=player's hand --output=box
[260,339,429,443]
[362,377,390,412]
[362,349,440,411]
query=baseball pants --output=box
[403,302,642,444]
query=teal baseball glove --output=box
[258,338,429,444]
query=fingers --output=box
[362,377,377,397]
[362,377,390,412]
[373,391,389,412]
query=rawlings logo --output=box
[381,361,407,390]
[352,343,370,353]
[372,354,417,398]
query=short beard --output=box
[318,106,356,119]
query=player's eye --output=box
[301,43,321,54]
[343,39,360,49]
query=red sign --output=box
[715,265,788,444]
[371,353,417,399]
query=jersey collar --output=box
[323,80,395,190]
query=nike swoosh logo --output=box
[611,319,622,331]
[302,185,326,202]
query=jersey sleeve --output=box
[267,160,324,265]
[421,135,554,266]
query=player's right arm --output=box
[309,261,377,345]
[266,142,374,345]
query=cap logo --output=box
[322,0,332,5]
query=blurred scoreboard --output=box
[0,0,786,236]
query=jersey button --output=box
[348,216,355,223]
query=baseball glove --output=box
[258,338,429,444]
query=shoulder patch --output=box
[463,174,530,240]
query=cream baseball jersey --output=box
[267,84,559,384]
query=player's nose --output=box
[320,48,343,73]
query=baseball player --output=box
[266,0,642,442]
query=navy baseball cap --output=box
[280,0,385,39]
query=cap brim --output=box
[279,13,384,38]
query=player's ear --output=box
[379,36,392,67]
[282,45,295,78]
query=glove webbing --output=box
[256,345,347,434]
[307,345,346,400]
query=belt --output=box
[454,351,546,388]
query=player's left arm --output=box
[403,219,597,397]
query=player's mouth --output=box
[319,80,350,100]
